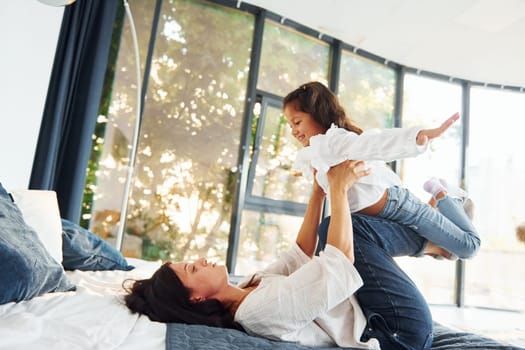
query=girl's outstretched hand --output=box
[416,112,460,145]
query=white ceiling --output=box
[244,0,525,89]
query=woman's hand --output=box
[416,112,459,146]
[326,160,370,193]
[311,170,326,198]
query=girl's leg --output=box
[379,186,480,259]
[318,215,433,350]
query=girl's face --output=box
[284,102,326,147]
[170,257,228,302]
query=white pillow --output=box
[10,190,63,263]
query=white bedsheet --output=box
[0,258,166,350]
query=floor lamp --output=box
[38,0,142,252]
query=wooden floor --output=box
[430,304,525,348]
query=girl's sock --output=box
[423,177,468,199]
[463,197,475,220]
[438,178,467,199]
[423,177,447,198]
[424,177,474,219]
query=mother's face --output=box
[169,258,228,302]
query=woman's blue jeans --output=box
[379,186,480,259]
[317,214,433,350]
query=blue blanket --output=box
[166,322,524,350]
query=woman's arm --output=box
[325,160,370,262]
[295,178,326,258]
[252,177,325,279]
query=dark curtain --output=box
[29,0,119,223]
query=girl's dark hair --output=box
[123,262,242,330]
[283,81,363,135]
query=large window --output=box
[228,18,333,273]
[465,86,525,311]
[248,100,310,204]
[257,20,330,96]
[395,74,463,305]
[86,0,254,262]
[401,74,463,200]
[338,50,396,130]
[81,1,157,240]
[234,97,310,275]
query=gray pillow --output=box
[0,182,75,305]
[0,182,7,196]
[61,218,134,271]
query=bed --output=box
[0,183,523,350]
[1,261,522,350]
[0,259,522,350]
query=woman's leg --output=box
[318,215,432,350]
[379,186,480,259]
[316,210,426,258]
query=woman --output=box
[124,160,433,350]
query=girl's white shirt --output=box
[234,243,380,349]
[293,125,427,212]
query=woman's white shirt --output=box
[234,243,380,349]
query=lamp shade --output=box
[38,0,76,6]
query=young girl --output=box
[283,81,480,260]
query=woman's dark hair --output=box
[283,81,363,135]
[123,262,242,330]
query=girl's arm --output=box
[245,178,326,280]
[322,113,459,162]
[325,126,424,162]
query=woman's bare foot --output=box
[424,241,456,260]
